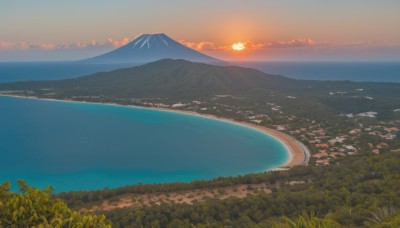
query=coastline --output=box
[0,94,310,169]
[149,107,309,168]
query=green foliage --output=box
[57,172,275,209]
[274,213,341,228]
[0,59,292,99]
[365,206,400,227]
[0,180,111,228]
[102,152,400,227]
[1,59,398,121]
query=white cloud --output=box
[0,38,131,50]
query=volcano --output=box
[83,33,221,64]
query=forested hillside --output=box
[104,152,400,227]
[1,59,399,121]
[53,152,400,227]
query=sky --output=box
[1,0,400,61]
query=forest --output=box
[53,152,400,227]
[102,152,400,227]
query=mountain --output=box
[82,33,222,64]
[1,59,293,98]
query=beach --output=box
[0,94,310,169]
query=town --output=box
[28,91,399,167]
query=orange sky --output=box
[1,0,400,61]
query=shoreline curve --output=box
[150,107,310,168]
[0,94,310,169]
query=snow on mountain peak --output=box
[131,33,171,49]
[83,33,221,63]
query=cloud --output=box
[265,39,316,48]
[1,38,396,53]
[179,39,392,51]
[106,38,130,48]
[0,38,131,50]
[0,41,29,50]
[179,40,225,51]
[179,39,318,51]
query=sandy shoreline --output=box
[0,94,310,169]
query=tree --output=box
[0,180,111,227]
[366,206,400,227]
[273,213,341,228]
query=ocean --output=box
[0,61,399,83]
[0,96,288,192]
[237,61,400,82]
[0,62,136,82]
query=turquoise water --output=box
[0,96,288,192]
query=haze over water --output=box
[0,96,288,192]
[1,61,399,83]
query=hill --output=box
[0,59,399,121]
[0,59,293,98]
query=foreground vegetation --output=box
[0,180,110,227]
[3,152,399,227]
[95,152,400,227]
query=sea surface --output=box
[0,61,399,83]
[237,61,400,82]
[0,62,136,82]
[0,96,288,192]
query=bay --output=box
[0,96,288,192]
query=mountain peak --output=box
[129,33,173,49]
[82,33,222,64]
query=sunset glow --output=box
[1,1,400,61]
[232,42,246,51]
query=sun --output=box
[232,42,246,51]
